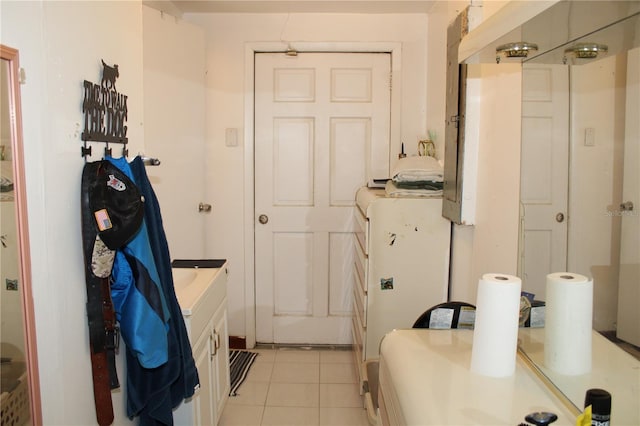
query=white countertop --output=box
[355,186,385,215]
[379,329,577,425]
[172,265,226,316]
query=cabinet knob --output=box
[258,214,269,224]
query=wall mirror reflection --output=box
[518,6,639,348]
[456,1,639,422]
[0,44,41,426]
[516,3,639,423]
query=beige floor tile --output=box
[319,407,369,426]
[265,382,320,407]
[218,404,264,426]
[275,349,320,363]
[320,362,357,384]
[245,361,274,382]
[271,362,320,383]
[222,348,363,425]
[261,406,320,426]
[320,350,354,364]
[227,381,270,406]
[251,349,277,363]
[319,383,363,408]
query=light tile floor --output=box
[220,347,370,426]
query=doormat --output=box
[229,350,258,396]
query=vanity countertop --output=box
[379,329,577,426]
[172,264,227,316]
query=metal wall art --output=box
[81,60,128,158]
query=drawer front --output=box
[353,235,368,292]
[354,207,368,255]
[352,269,366,326]
[351,317,364,387]
[353,300,366,356]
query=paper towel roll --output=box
[544,272,593,375]
[470,273,522,377]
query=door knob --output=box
[258,214,269,224]
[556,212,565,223]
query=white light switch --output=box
[225,128,238,147]
[584,127,596,146]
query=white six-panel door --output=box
[254,52,391,344]
[520,64,569,298]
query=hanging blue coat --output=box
[108,157,170,369]
[124,156,199,425]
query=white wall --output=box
[184,12,433,340]
[1,1,144,424]
[142,6,207,259]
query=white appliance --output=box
[352,187,451,387]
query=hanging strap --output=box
[81,162,119,426]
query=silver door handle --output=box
[258,214,269,224]
[199,202,212,213]
[556,212,565,223]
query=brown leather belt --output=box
[81,162,119,426]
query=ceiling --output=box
[143,0,439,16]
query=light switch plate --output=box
[225,128,238,147]
[584,127,596,146]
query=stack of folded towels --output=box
[385,155,444,197]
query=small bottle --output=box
[584,388,611,426]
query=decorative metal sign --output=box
[82,60,128,156]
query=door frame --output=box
[242,42,402,348]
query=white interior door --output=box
[254,52,391,344]
[617,47,640,346]
[520,64,569,299]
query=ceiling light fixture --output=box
[563,43,608,63]
[495,42,539,63]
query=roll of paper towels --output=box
[544,272,593,375]
[470,273,522,377]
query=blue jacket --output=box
[107,157,171,368]
[124,156,199,425]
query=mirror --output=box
[455,0,639,419]
[519,5,639,340]
[519,4,639,420]
[0,44,41,425]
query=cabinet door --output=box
[211,301,230,423]
[192,330,215,426]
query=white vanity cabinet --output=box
[173,264,230,426]
[352,188,451,386]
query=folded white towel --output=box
[385,180,443,198]
[392,156,443,183]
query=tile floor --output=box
[219,347,370,426]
